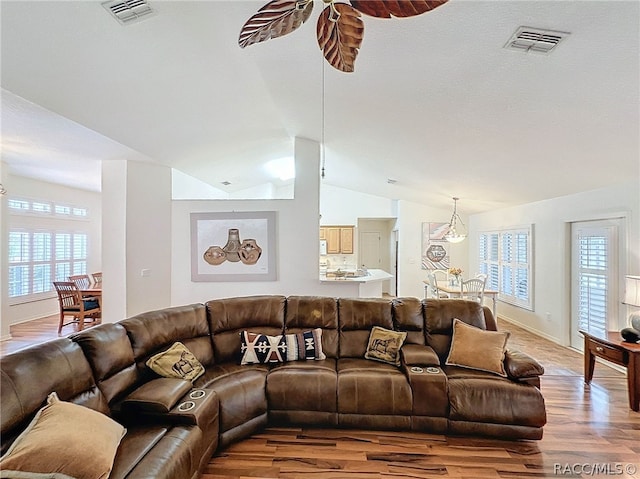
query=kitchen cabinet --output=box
[320,226,354,255]
[340,227,354,254]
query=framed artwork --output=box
[421,222,450,270]
[191,211,276,282]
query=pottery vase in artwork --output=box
[239,239,262,265]
[203,245,226,265]
[223,229,242,262]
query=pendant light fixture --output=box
[444,197,467,243]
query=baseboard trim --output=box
[0,334,13,342]
[496,315,562,345]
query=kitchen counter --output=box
[319,269,394,298]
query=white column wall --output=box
[101,160,128,322]
[102,160,172,322]
[0,162,9,339]
[171,138,357,304]
[125,161,172,316]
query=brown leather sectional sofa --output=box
[1,296,547,479]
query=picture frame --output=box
[421,222,451,270]
[190,211,277,282]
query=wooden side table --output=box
[580,330,640,412]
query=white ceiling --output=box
[1,0,638,213]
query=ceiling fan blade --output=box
[239,0,314,49]
[349,0,448,18]
[317,2,364,73]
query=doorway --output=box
[570,218,623,350]
[357,218,396,296]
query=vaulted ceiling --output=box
[1,0,638,213]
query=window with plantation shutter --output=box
[8,230,88,301]
[575,233,609,337]
[7,195,92,304]
[479,226,533,310]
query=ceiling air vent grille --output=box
[504,27,570,54]
[103,0,154,25]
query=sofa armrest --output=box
[121,378,193,414]
[504,349,545,380]
[401,344,440,366]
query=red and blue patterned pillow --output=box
[240,328,326,365]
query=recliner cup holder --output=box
[190,389,206,400]
[178,401,196,412]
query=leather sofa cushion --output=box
[448,377,547,427]
[337,359,412,415]
[112,425,203,479]
[339,298,394,358]
[267,360,337,412]
[72,323,135,382]
[207,295,285,363]
[195,366,268,434]
[72,323,139,405]
[121,304,214,369]
[285,296,339,358]
[400,344,440,366]
[504,349,545,378]
[392,297,425,345]
[121,378,193,414]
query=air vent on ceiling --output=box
[504,27,570,54]
[103,0,154,25]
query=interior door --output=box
[570,219,621,350]
[360,231,381,269]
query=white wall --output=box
[320,184,395,224]
[171,138,355,304]
[469,180,640,345]
[396,200,468,298]
[2,175,102,327]
[102,160,172,322]
[126,161,172,316]
[0,162,9,339]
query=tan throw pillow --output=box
[146,342,205,382]
[0,392,125,479]
[365,326,407,366]
[445,318,510,377]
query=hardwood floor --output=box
[2,315,639,478]
[0,314,101,356]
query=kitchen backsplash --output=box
[321,254,357,270]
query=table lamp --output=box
[621,275,640,342]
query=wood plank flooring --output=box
[2,315,639,478]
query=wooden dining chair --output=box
[91,272,102,285]
[460,278,486,304]
[426,271,449,299]
[69,274,91,290]
[53,281,101,334]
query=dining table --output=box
[423,280,499,318]
[79,285,102,306]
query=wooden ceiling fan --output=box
[238,0,449,73]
